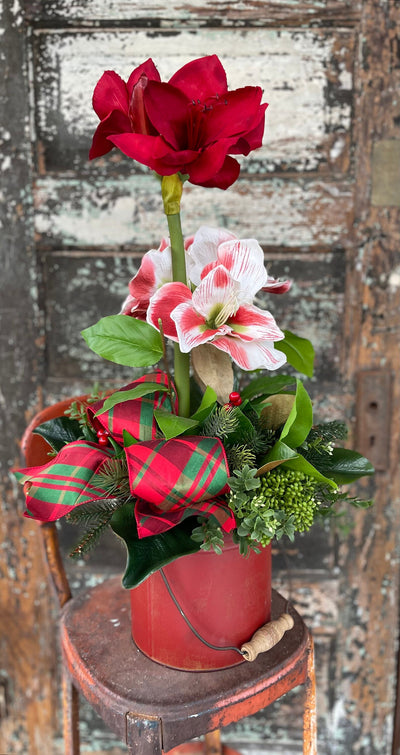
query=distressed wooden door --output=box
[1,1,399,753]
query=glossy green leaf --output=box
[241,374,296,401]
[265,441,337,488]
[154,408,199,439]
[33,416,84,452]
[96,382,168,416]
[81,315,163,367]
[280,379,313,448]
[191,385,217,423]
[275,330,315,377]
[122,429,138,447]
[310,447,375,484]
[110,502,201,588]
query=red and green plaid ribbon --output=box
[125,436,235,537]
[15,373,236,536]
[87,371,175,444]
[15,441,113,522]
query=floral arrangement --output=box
[15,56,373,589]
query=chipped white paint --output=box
[35,28,353,171]
[35,174,353,248]
[388,266,400,289]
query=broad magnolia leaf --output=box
[265,440,337,488]
[82,315,163,367]
[191,343,234,404]
[154,408,199,439]
[259,394,296,431]
[191,385,217,423]
[110,502,201,588]
[310,447,375,484]
[241,374,296,402]
[275,330,315,378]
[279,380,313,449]
[96,382,169,416]
[33,416,84,452]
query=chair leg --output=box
[62,665,80,755]
[303,635,317,755]
[204,730,222,755]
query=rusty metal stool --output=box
[22,400,317,755]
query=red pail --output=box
[130,537,271,671]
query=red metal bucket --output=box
[130,537,272,671]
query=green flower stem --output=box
[162,175,190,418]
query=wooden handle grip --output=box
[241,613,294,661]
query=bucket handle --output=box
[160,568,294,662]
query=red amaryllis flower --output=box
[90,55,268,190]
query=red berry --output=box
[229,391,242,406]
[223,403,233,411]
[98,435,109,446]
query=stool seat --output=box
[61,576,311,754]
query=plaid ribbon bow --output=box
[15,372,235,537]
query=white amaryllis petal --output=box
[121,243,173,317]
[228,304,285,342]
[212,337,287,371]
[215,239,268,301]
[191,266,241,325]
[186,226,237,286]
[147,281,192,340]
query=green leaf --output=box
[310,447,375,484]
[275,330,315,378]
[154,408,199,439]
[191,385,217,423]
[122,429,138,447]
[280,379,313,448]
[241,374,296,401]
[96,382,169,416]
[265,441,337,488]
[110,503,201,588]
[33,416,84,452]
[81,315,163,367]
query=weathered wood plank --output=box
[32,28,354,173]
[25,0,362,27]
[34,175,354,250]
[339,1,400,752]
[0,2,60,754]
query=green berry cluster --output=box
[259,469,318,532]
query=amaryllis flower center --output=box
[187,96,224,149]
[206,290,239,329]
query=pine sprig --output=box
[201,406,240,439]
[91,457,130,498]
[66,496,131,558]
[226,444,256,471]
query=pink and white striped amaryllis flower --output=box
[121,226,291,322]
[147,237,288,371]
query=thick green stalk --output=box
[162,177,191,417]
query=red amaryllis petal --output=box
[126,58,160,96]
[92,71,129,119]
[147,282,192,340]
[229,105,268,155]
[144,81,190,149]
[107,132,170,169]
[195,155,240,189]
[168,55,228,101]
[202,87,265,142]
[183,139,236,185]
[89,110,131,159]
[262,276,292,294]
